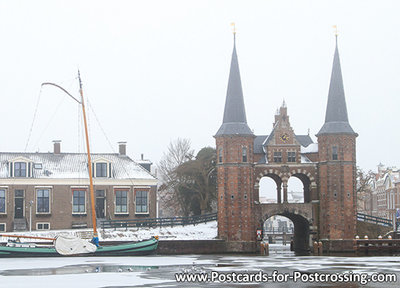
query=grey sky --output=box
[0,0,399,172]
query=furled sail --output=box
[54,235,97,255]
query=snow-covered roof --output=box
[301,155,312,163]
[301,143,318,153]
[0,152,155,180]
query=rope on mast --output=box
[24,86,43,152]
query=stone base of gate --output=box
[225,241,257,253]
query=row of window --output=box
[0,223,49,232]
[218,147,249,163]
[0,188,149,215]
[8,162,112,178]
[273,151,296,163]
[217,145,340,163]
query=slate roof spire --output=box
[317,35,357,136]
[215,30,253,136]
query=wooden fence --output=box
[100,212,217,230]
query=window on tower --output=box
[218,148,223,163]
[273,151,282,163]
[242,147,247,162]
[332,146,338,160]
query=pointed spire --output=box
[216,28,253,136]
[317,36,357,136]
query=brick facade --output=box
[215,36,357,252]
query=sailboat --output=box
[0,72,158,257]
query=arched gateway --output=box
[215,33,358,253]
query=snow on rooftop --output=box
[301,143,318,153]
[0,153,155,180]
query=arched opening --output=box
[261,212,310,255]
[289,173,311,203]
[287,177,304,203]
[263,215,294,254]
[259,175,282,203]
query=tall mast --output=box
[78,71,98,237]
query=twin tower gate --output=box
[214,35,358,253]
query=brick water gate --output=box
[215,33,357,253]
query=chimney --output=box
[118,142,127,156]
[53,140,61,154]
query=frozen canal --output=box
[0,245,399,287]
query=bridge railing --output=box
[100,212,217,230]
[357,213,393,227]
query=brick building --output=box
[361,165,400,225]
[215,34,358,252]
[0,141,157,232]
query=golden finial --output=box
[231,22,236,35]
[333,25,338,36]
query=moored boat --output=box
[0,237,158,257]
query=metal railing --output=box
[100,212,217,230]
[357,213,393,227]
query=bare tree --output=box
[157,138,194,216]
[356,167,375,214]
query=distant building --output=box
[362,165,400,225]
[0,141,157,232]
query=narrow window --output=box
[136,190,148,213]
[287,151,296,162]
[242,147,247,162]
[95,163,107,177]
[36,189,50,213]
[273,152,282,163]
[332,146,338,160]
[115,190,128,213]
[72,190,86,213]
[0,189,5,213]
[218,148,223,163]
[14,162,27,177]
[0,223,5,232]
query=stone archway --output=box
[259,203,313,254]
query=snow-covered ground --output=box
[0,221,218,242]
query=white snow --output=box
[301,143,318,153]
[0,221,218,243]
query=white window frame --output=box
[36,222,50,230]
[36,188,51,214]
[114,189,129,215]
[0,223,6,232]
[135,189,149,215]
[72,189,86,215]
[93,158,112,178]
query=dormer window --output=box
[96,163,107,177]
[9,157,33,178]
[92,158,112,178]
[14,162,27,177]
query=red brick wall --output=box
[318,134,357,239]
[216,135,256,242]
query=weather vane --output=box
[231,22,236,35]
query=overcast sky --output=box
[0,0,399,172]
